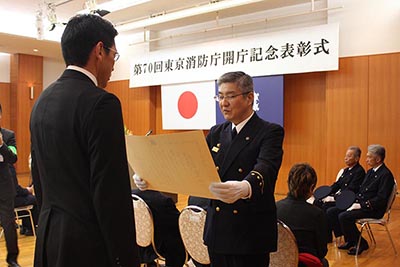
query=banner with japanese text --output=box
[129,23,338,88]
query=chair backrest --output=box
[270,220,299,267]
[385,180,397,222]
[131,194,154,247]
[178,205,210,265]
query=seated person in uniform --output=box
[326,144,395,255]
[314,146,365,211]
[314,146,365,242]
[132,186,186,267]
[9,165,38,236]
[277,163,329,267]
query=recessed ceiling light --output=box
[33,49,39,52]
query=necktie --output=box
[231,127,237,139]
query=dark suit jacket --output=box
[330,163,365,194]
[355,164,395,218]
[0,128,17,200]
[30,69,139,267]
[204,113,284,254]
[277,196,328,259]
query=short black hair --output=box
[61,14,118,67]
[0,103,2,114]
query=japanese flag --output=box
[161,81,216,130]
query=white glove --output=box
[322,196,335,203]
[133,174,148,191]
[209,180,251,204]
[347,203,361,211]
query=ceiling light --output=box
[116,0,264,32]
[79,0,151,15]
[98,0,152,13]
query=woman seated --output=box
[276,163,329,267]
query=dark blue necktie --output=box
[231,127,237,139]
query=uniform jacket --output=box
[330,163,365,195]
[30,69,139,267]
[204,113,284,254]
[0,128,17,200]
[355,163,395,218]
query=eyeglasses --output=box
[104,46,120,61]
[214,91,252,102]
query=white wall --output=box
[0,53,10,83]
[43,57,65,89]
[328,0,400,57]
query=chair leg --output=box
[365,223,376,245]
[356,222,367,258]
[28,210,36,236]
[384,224,398,255]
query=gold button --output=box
[245,137,250,140]
[217,143,221,147]
[233,209,238,214]
[216,207,220,212]
[216,166,219,171]
[238,168,243,173]
[259,182,263,186]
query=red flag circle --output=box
[178,91,198,119]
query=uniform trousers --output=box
[0,197,19,262]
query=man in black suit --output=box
[131,189,186,267]
[318,146,365,241]
[315,146,365,210]
[0,103,20,267]
[30,14,139,267]
[134,71,284,267]
[205,71,284,267]
[328,144,395,255]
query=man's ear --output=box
[93,41,104,60]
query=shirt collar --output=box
[373,163,383,172]
[67,65,98,86]
[232,111,254,134]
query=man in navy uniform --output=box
[0,103,20,267]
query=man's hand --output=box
[347,203,361,211]
[133,174,148,191]
[26,185,34,194]
[209,180,250,204]
[322,196,335,203]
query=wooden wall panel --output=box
[368,53,400,180]
[105,80,129,127]
[279,72,327,194]
[0,82,11,128]
[325,56,369,185]
[106,81,156,136]
[10,54,43,180]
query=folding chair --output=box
[132,194,165,267]
[270,220,299,267]
[178,205,210,265]
[14,205,36,236]
[355,180,398,257]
